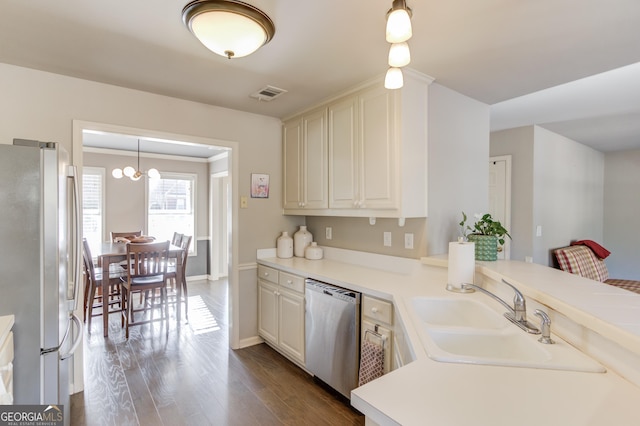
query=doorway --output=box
[71,120,239,391]
[489,155,512,260]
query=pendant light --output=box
[384,67,404,90]
[386,0,412,43]
[112,139,160,181]
[182,0,275,59]
[384,0,412,89]
[388,42,411,67]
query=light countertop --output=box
[257,248,640,426]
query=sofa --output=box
[554,244,640,295]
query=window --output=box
[147,172,196,254]
[82,167,105,249]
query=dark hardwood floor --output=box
[71,278,364,426]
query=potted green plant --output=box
[459,212,511,261]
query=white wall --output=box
[491,126,535,262]
[533,127,604,264]
[491,126,604,265]
[604,149,640,279]
[427,83,491,255]
[0,63,301,386]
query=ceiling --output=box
[2,0,640,154]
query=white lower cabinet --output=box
[257,265,305,365]
[361,295,393,374]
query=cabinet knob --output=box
[287,280,293,284]
[264,272,269,277]
[371,307,379,314]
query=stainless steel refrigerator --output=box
[0,140,82,424]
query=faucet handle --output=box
[534,309,555,344]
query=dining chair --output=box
[121,240,170,338]
[111,231,142,242]
[82,238,126,331]
[167,235,192,321]
[171,232,184,246]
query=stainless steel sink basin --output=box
[409,296,605,373]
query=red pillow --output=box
[571,240,611,259]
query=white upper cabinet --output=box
[283,69,433,218]
[283,107,328,210]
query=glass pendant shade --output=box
[183,0,275,59]
[386,8,412,43]
[123,166,136,178]
[147,168,160,179]
[388,42,411,67]
[112,168,124,179]
[384,67,404,89]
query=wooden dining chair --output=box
[167,235,192,321]
[171,232,184,246]
[121,240,170,338]
[111,230,142,242]
[82,238,126,331]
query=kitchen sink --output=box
[411,297,507,329]
[409,296,605,373]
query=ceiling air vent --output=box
[250,85,288,102]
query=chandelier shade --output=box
[111,139,160,181]
[182,0,275,59]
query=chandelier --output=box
[182,0,276,59]
[111,139,160,181]
[384,0,413,89]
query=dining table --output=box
[92,240,185,337]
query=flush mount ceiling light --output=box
[384,0,412,89]
[182,0,275,59]
[112,139,160,181]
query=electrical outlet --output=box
[325,227,332,240]
[383,232,392,247]
[536,225,542,237]
[404,233,414,249]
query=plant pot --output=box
[467,234,498,261]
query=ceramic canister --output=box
[304,242,323,260]
[276,231,293,258]
[293,225,313,257]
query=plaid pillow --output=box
[554,245,609,282]
[604,279,640,295]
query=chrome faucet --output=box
[461,279,540,334]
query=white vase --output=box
[276,231,293,258]
[305,242,323,260]
[293,226,313,257]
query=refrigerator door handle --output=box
[59,313,83,361]
[68,164,82,312]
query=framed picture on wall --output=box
[251,173,269,198]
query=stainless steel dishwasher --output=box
[305,278,361,399]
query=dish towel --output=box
[358,339,384,386]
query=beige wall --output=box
[83,151,210,242]
[0,62,301,351]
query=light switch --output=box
[536,225,542,237]
[240,196,248,209]
[325,227,332,240]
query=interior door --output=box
[489,156,511,260]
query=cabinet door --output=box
[278,288,305,364]
[302,108,328,209]
[361,319,392,374]
[359,85,397,209]
[283,117,303,210]
[328,95,359,208]
[258,280,278,344]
